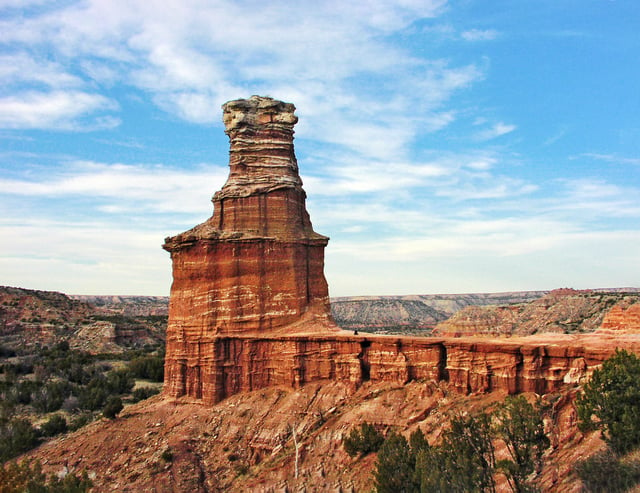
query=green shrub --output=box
[128,355,164,382]
[494,396,549,492]
[417,412,495,493]
[374,431,419,493]
[69,412,94,431]
[106,368,135,394]
[0,417,40,462]
[343,422,384,457]
[161,447,173,462]
[575,449,640,493]
[577,349,640,454]
[78,380,108,411]
[0,459,92,492]
[102,396,123,419]
[40,414,68,437]
[31,380,73,413]
[132,386,160,402]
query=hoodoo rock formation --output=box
[163,96,634,406]
[163,96,337,403]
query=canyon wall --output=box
[164,332,621,405]
[599,300,640,333]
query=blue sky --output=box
[0,0,638,296]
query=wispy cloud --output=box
[461,29,499,41]
[0,0,479,160]
[0,91,119,130]
[0,161,227,215]
[474,122,517,141]
[580,153,640,166]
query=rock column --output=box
[163,96,335,402]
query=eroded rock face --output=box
[600,301,640,333]
[163,96,336,401]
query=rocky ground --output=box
[0,286,166,353]
[23,378,602,492]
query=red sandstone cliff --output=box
[599,299,640,333]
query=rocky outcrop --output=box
[331,292,549,334]
[172,332,631,405]
[599,300,640,333]
[434,289,640,337]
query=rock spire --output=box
[162,96,336,401]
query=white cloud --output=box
[0,0,480,159]
[475,122,517,141]
[580,153,640,167]
[0,161,227,215]
[0,219,172,295]
[0,91,118,129]
[0,53,82,88]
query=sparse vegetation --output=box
[343,421,385,457]
[161,447,173,462]
[577,349,640,455]
[132,386,160,402]
[0,340,165,460]
[0,417,40,462]
[574,349,640,491]
[348,397,550,493]
[575,449,640,493]
[102,396,123,419]
[0,459,92,492]
[40,414,68,437]
[374,429,427,493]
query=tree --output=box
[494,396,549,493]
[374,431,417,493]
[40,414,68,437]
[132,386,160,402]
[0,460,92,492]
[343,422,384,457]
[128,355,164,382]
[577,349,640,454]
[102,396,123,419]
[0,417,40,462]
[575,449,640,493]
[417,412,496,493]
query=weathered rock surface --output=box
[599,299,640,333]
[170,331,640,404]
[331,291,549,334]
[0,286,165,352]
[161,97,640,406]
[434,288,640,337]
[23,379,611,492]
[162,96,337,402]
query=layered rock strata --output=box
[163,96,336,401]
[599,301,640,333]
[167,332,627,405]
